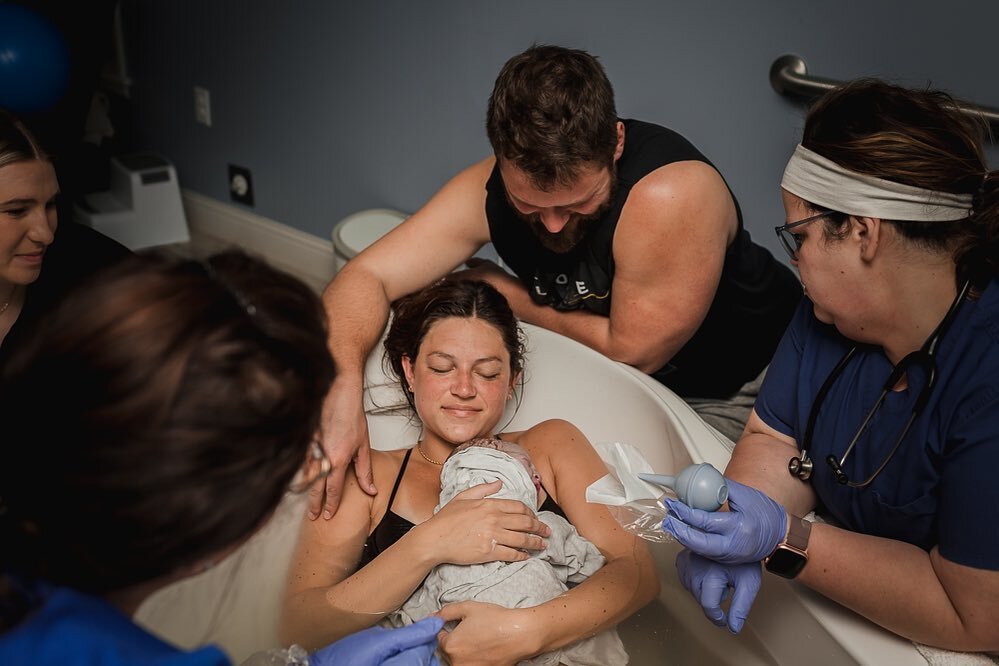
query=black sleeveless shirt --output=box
[486,119,802,398]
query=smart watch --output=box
[764,514,811,579]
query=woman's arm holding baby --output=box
[280,459,551,651]
[438,420,659,664]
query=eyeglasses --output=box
[774,211,835,261]
[288,439,332,494]
[788,279,971,488]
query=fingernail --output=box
[323,510,332,520]
[307,511,318,520]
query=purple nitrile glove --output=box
[309,617,443,666]
[661,478,787,565]
[676,549,761,634]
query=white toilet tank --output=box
[331,208,408,273]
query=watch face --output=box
[766,547,807,579]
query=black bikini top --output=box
[358,448,567,568]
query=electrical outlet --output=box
[194,86,212,126]
[228,164,254,206]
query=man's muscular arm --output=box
[312,159,494,519]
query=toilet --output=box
[331,208,408,273]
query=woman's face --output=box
[781,190,871,336]
[0,159,58,289]
[403,316,517,446]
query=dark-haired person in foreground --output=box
[0,251,441,665]
[314,44,802,520]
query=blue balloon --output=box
[0,4,71,113]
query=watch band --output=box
[763,513,811,579]
[784,514,811,552]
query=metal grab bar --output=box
[770,54,999,132]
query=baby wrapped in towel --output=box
[385,437,628,666]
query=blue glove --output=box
[676,549,760,634]
[310,617,444,666]
[661,478,787,565]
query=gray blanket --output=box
[384,445,627,665]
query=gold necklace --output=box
[0,287,15,315]
[416,443,444,466]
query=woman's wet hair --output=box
[383,278,525,415]
[0,251,334,628]
[801,78,999,284]
[486,44,618,190]
[0,108,46,169]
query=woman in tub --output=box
[280,278,657,665]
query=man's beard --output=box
[514,180,617,254]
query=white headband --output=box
[780,144,973,222]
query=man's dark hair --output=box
[486,45,618,190]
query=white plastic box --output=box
[74,153,190,250]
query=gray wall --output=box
[120,0,998,261]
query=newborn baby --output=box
[385,437,628,666]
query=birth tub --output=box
[136,323,926,665]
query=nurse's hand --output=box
[309,378,377,520]
[310,617,444,666]
[661,478,787,564]
[676,550,760,634]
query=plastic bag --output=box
[241,645,310,666]
[585,442,676,544]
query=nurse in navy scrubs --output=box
[662,79,999,653]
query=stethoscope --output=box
[788,278,972,488]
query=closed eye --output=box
[2,207,28,218]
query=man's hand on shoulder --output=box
[309,379,377,520]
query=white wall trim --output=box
[182,189,334,292]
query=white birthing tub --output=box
[137,323,925,665]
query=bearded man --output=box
[314,45,801,520]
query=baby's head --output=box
[450,437,542,501]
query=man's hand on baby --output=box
[309,379,377,520]
[437,602,534,665]
[420,481,550,566]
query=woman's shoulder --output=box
[502,419,589,450]
[369,447,410,484]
